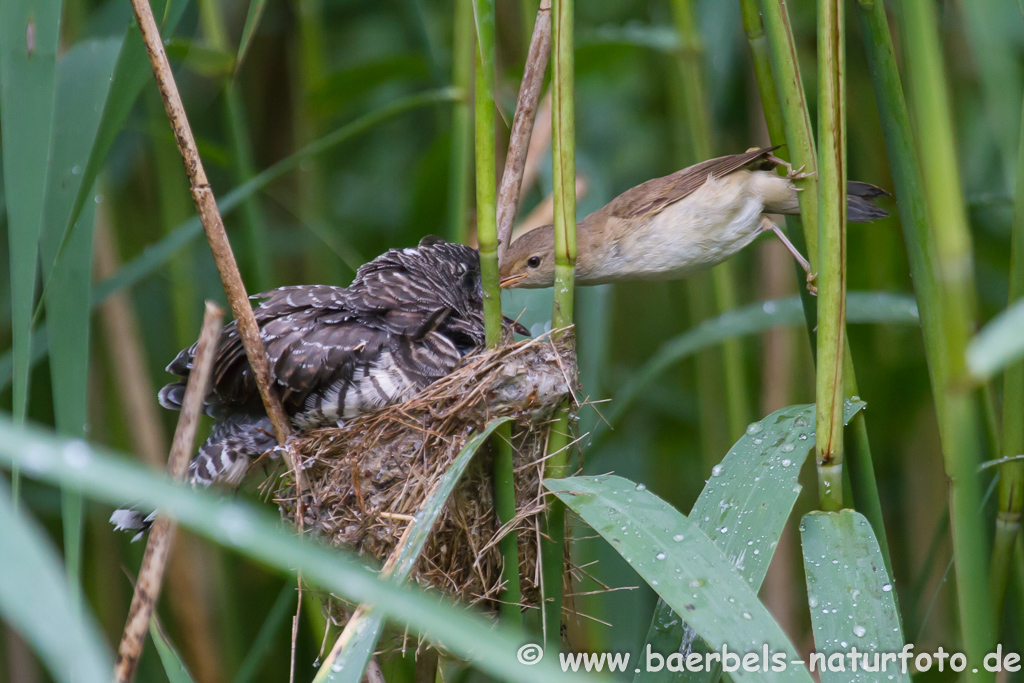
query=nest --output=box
[277,331,577,611]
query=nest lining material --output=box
[277,331,577,609]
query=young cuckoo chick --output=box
[499,147,888,291]
[112,237,526,538]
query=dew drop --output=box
[746,422,763,435]
[656,552,666,560]
[853,625,866,637]
[882,583,892,592]
[711,464,725,477]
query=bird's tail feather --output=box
[845,181,890,222]
[158,382,187,411]
[769,180,890,223]
[111,414,279,540]
[188,414,278,487]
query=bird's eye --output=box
[527,256,541,269]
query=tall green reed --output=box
[899,0,994,675]
[448,0,475,243]
[473,0,524,622]
[992,93,1024,619]
[814,0,846,512]
[540,0,575,648]
[756,0,889,558]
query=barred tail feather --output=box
[158,382,187,410]
[109,508,157,542]
[112,414,279,540]
[188,414,279,487]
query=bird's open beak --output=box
[513,321,530,337]
[499,272,528,288]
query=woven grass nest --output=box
[276,330,577,612]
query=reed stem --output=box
[815,0,846,512]
[474,52,502,346]
[113,302,223,683]
[473,1,524,623]
[990,92,1024,620]
[756,0,889,559]
[447,0,475,243]
[127,0,303,490]
[541,0,575,648]
[496,0,551,260]
[899,0,994,675]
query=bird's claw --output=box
[806,272,818,296]
[787,164,815,182]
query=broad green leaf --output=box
[800,510,909,682]
[320,417,511,683]
[0,418,597,683]
[0,482,112,683]
[546,475,815,683]
[605,293,916,428]
[967,297,1024,379]
[0,87,462,391]
[40,36,121,592]
[0,0,61,424]
[634,401,865,683]
[51,0,189,280]
[150,617,197,683]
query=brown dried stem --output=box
[95,221,223,683]
[496,0,552,263]
[113,302,223,683]
[126,0,303,489]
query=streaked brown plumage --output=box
[499,147,889,289]
[140,237,523,493]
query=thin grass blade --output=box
[318,418,511,683]
[967,298,1024,380]
[150,617,197,683]
[605,293,917,429]
[235,0,269,71]
[231,584,295,683]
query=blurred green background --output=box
[2,0,1022,681]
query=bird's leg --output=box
[767,154,815,181]
[762,217,818,295]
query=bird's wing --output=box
[608,147,779,220]
[169,275,463,417]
